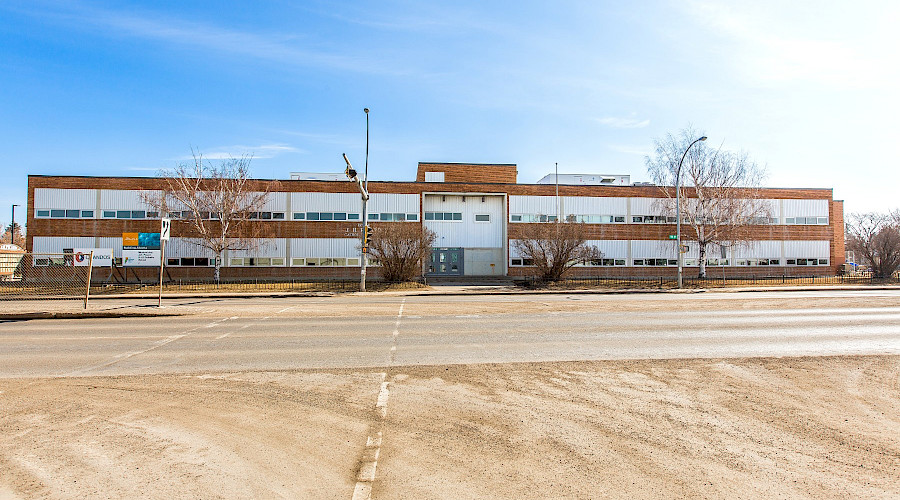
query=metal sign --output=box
[123,232,160,250]
[668,235,677,240]
[123,249,161,267]
[74,248,113,267]
[160,218,171,241]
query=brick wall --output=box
[416,163,518,184]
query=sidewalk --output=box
[2,283,898,320]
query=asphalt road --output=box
[2,289,899,378]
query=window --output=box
[333,212,347,220]
[474,214,490,222]
[319,212,333,221]
[103,210,116,218]
[37,210,50,217]
[306,212,320,221]
[291,258,306,266]
[65,210,80,218]
[116,210,131,219]
[424,212,463,221]
[51,209,65,218]
[131,210,146,219]
[407,214,418,221]
[511,214,522,222]
[273,212,285,220]
[293,212,305,220]
[348,213,360,220]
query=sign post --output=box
[158,218,170,307]
[83,251,93,310]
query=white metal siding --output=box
[229,239,287,259]
[783,199,828,218]
[630,198,668,215]
[291,192,366,213]
[509,195,557,216]
[631,240,681,259]
[424,194,504,248]
[31,237,96,253]
[784,240,829,258]
[34,189,97,210]
[290,238,359,258]
[586,240,629,259]
[99,189,160,211]
[562,197,628,216]
[368,193,420,214]
[253,192,288,212]
[163,238,215,259]
[731,240,783,259]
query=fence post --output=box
[83,251,94,310]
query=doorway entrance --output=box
[428,248,463,276]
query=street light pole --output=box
[676,136,707,289]
[10,204,19,245]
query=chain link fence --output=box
[0,253,91,302]
[520,273,900,289]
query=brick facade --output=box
[26,167,845,279]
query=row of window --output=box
[509,214,828,225]
[35,209,831,226]
[293,212,419,222]
[509,258,829,267]
[36,209,162,219]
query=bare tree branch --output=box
[646,126,770,278]
[513,222,602,282]
[142,151,278,282]
[366,223,436,282]
[846,211,900,278]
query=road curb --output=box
[0,311,186,321]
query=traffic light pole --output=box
[360,198,368,292]
[344,154,370,292]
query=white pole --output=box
[83,251,93,310]
[361,198,367,292]
[676,136,707,289]
[158,239,165,307]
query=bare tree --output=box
[846,211,900,278]
[646,127,771,278]
[143,152,276,283]
[366,223,436,282]
[513,221,602,282]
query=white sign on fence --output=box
[123,249,161,267]
[74,248,113,267]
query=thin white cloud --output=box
[609,145,651,156]
[174,144,303,161]
[9,2,412,77]
[594,117,651,129]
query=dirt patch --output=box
[1,356,897,499]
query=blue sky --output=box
[2,0,899,232]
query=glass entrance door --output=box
[428,248,464,276]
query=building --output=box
[26,162,844,279]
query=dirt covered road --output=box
[1,355,897,499]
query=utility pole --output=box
[10,204,19,245]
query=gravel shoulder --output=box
[1,355,897,499]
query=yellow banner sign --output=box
[122,232,139,247]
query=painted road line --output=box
[352,298,406,500]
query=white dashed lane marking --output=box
[351,298,405,500]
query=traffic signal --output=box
[364,225,373,246]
